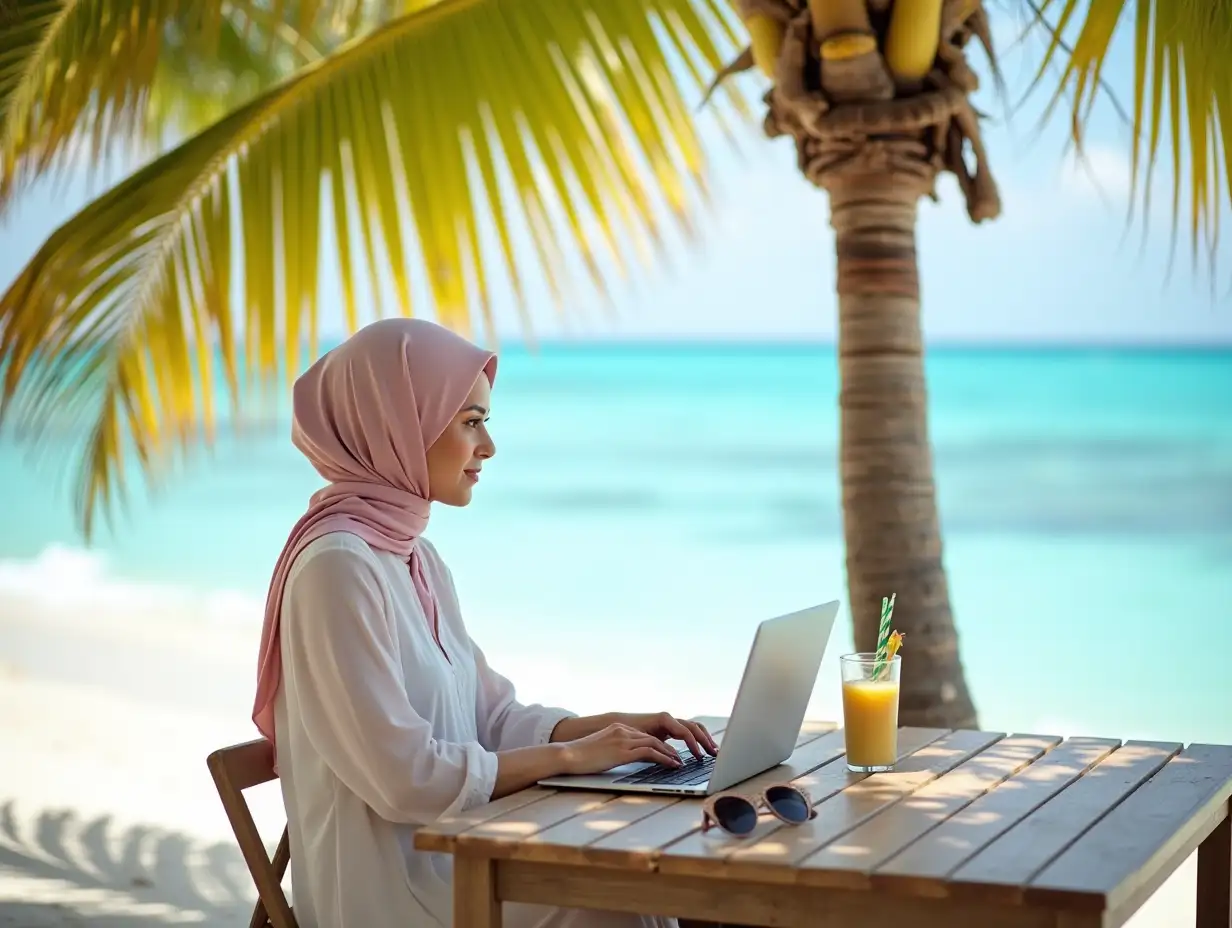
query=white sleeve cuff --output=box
[449,742,501,814]
[531,707,579,746]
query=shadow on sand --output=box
[0,799,260,926]
[0,799,765,928]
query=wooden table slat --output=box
[418,788,558,850]
[700,728,989,877]
[457,790,623,850]
[872,736,1121,895]
[578,722,850,868]
[791,730,1008,885]
[524,794,680,857]
[948,740,1182,902]
[795,719,839,745]
[1028,743,1232,913]
[662,728,982,882]
[653,727,950,876]
[802,734,1062,886]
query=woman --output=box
[253,318,718,928]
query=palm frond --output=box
[0,0,746,538]
[0,0,332,208]
[143,8,320,146]
[0,0,211,205]
[1025,0,1232,269]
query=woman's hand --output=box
[617,712,719,760]
[558,723,684,775]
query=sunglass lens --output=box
[713,795,758,836]
[765,785,810,824]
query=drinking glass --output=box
[840,652,901,773]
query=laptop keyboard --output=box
[613,751,716,787]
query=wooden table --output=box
[415,717,1232,928]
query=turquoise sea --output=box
[1,344,1230,743]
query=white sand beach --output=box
[0,593,284,927]
[0,591,1198,927]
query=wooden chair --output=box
[206,738,298,928]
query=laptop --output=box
[537,600,839,797]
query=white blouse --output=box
[274,530,675,928]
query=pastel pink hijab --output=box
[252,318,497,747]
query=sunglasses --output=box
[700,783,815,837]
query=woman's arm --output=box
[471,641,579,752]
[283,541,573,819]
[471,650,701,772]
[491,743,570,797]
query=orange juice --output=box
[841,679,899,768]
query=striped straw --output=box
[873,593,896,680]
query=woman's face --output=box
[426,373,495,507]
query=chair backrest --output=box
[206,738,298,928]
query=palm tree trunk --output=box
[828,172,979,730]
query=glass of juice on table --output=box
[840,652,901,773]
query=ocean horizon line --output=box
[210,335,1232,355]
[488,337,1232,351]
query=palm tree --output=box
[0,0,1226,727]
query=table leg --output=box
[1197,810,1231,928]
[455,855,501,928]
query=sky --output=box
[1,9,1229,346]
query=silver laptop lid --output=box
[704,601,839,793]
